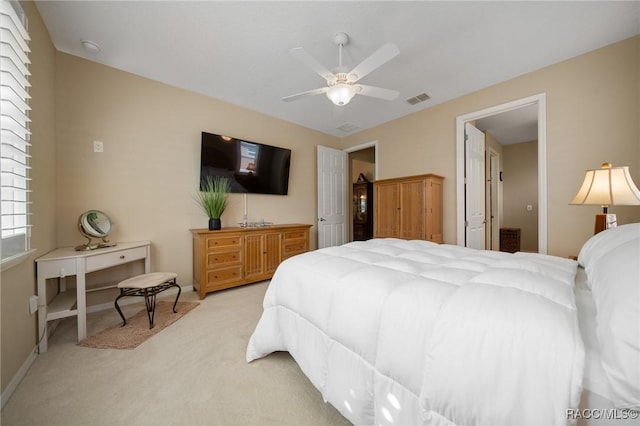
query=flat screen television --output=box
[200,131,291,195]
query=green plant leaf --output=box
[194,176,230,219]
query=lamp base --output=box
[594,213,617,234]
[594,214,607,234]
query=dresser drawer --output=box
[206,249,242,268]
[283,241,307,258]
[283,229,307,240]
[206,235,241,250]
[205,265,243,290]
[85,246,147,273]
[38,258,77,278]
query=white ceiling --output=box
[475,104,539,146]
[35,1,640,140]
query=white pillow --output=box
[580,223,640,409]
[578,223,640,282]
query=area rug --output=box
[78,301,199,349]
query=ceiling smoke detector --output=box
[81,39,101,54]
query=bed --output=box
[247,223,640,425]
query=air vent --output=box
[405,92,431,105]
[337,122,360,133]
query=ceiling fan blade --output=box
[347,43,400,82]
[290,47,336,83]
[282,87,329,102]
[356,84,400,101]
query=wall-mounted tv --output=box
[200,132,291,195]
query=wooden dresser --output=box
[374,174,444,243]
[191,224,311,299]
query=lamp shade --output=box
[570,163,640,206]
[326,83,356,106]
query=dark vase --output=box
[208,218,221,231]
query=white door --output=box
[317,145,347,248]
[487,149,500,250]
[465,122,486,249]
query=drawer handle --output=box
[120,255,125,259]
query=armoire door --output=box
[399,179,426,240]
[374,182,399,238]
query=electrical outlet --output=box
[29,295,38,314]
[93,140,104,153]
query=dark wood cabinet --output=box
[353,182,373,241]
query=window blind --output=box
[1,0,31,263]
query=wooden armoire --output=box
[373,174,443,243]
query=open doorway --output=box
[346,141,378,242]
[476,106,539,252]
[455,94,547,254]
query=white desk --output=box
[36,241,151,353]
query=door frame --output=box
[345,141,378,241]
[344,140,379,177]
[455,93,547,254]
[316,141,378,248]
[486,146,501,250]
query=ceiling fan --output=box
[282,32,400,106]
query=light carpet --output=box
[78,301,200,349]
[1,281,350,426]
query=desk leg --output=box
[76,260,87,342]
[37,273,48,353]
[144,245,151,273]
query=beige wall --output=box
[502,141,539,252]
[54,53,338,290]
[3,4,338,396]
[350,147,375,183]
[1,2,58,396]
[341,36,640,257]
[2,4,639,400]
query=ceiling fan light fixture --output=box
[327,83,356,106]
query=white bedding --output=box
[247,238,585,425]
[574,267,612,401]
[577,223,640,411]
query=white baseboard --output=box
[2,285,193,409]
[1,346,37,410]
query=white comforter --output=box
[247,239,585,425]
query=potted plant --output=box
[195,176,231,230]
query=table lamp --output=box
[570,163,640,234]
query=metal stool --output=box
[114,272,181,329]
